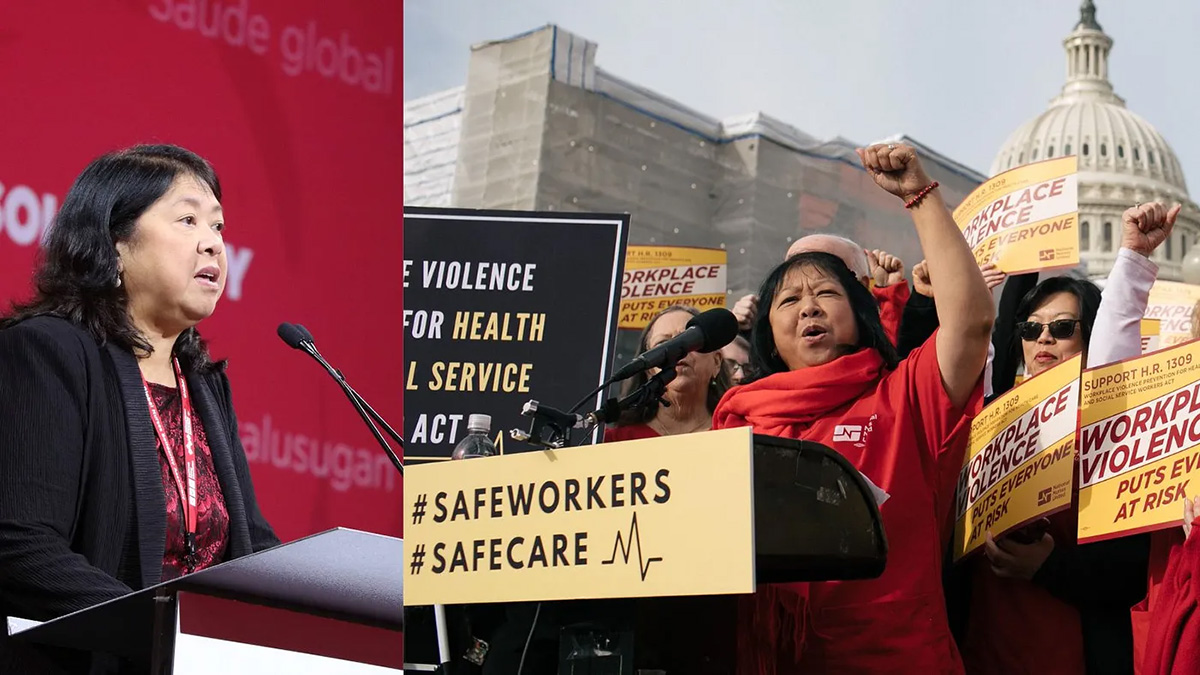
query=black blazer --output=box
[0,316,280,674]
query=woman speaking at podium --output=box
[714,143,994,674]
[0,145,280,673]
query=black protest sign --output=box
[403,207,628,461]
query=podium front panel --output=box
[403,427,757,606]
[174,633,399,674]
[176,592,402,670]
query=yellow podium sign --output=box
[1079,341,1200,543]
[403,427,756,606]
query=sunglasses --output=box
[1017,319,1081,341]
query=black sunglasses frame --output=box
[1017,319,1081,342]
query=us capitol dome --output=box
[990,0,1198,281]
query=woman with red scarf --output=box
[713,143,995,674]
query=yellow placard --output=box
[403,427,756,605]
[953,156,1079,275]
[619,246,727,329]
[1079,341,1200,543]
[953,354,1082,561]
[1145,280,1200,350]
[1142,318,1163,355]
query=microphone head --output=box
[687,308,740,353]
[295,324,315,344]
[276,323,308,350]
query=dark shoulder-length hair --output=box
[744,252,899,384]
[616,305,734,426]
[1,144,223,372]
[1008,275,1102,370]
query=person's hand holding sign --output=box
[980,263,1007,292]
[1122,201,1182,258]
[1184,495,1200,539]
[985,523,1054,580]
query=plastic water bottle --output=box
[451,414,497,460]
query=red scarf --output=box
[714,347,888,435]
[714,348,890,675]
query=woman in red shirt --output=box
[605,305,733,443]
[713,143,994,674]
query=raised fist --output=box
[868,249,905,287]
[912,260,933,297]
[1122,202,1182,258]
[913,260,1005,299]
[731,293,758,331]
[856,143,934,202]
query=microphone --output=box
[608,308,739,382]
[277,322,309,350]
[277,323,404,476]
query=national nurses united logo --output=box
[833,414,878,448]
[1037,487,1054,506]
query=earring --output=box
[115,274,122,288]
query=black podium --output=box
[403,431,888,674]
[7,528,404,674]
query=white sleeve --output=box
[1088,248,1159,368]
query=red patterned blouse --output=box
[147,382,230,581]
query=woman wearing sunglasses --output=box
[959,202,1181,675]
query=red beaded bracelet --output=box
[905,181,939,209]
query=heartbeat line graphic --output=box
[602,511,662,581]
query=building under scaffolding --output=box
[404,25,988,358]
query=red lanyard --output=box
[142,358,198,568]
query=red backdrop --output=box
[0,1,403,543]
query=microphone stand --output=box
[516,366,680,450]
[299,341,404,476]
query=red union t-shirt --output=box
[603,423,660,443]
[713,332,981,674]
[873,280,910,345]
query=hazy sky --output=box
[404,0,1200,192]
